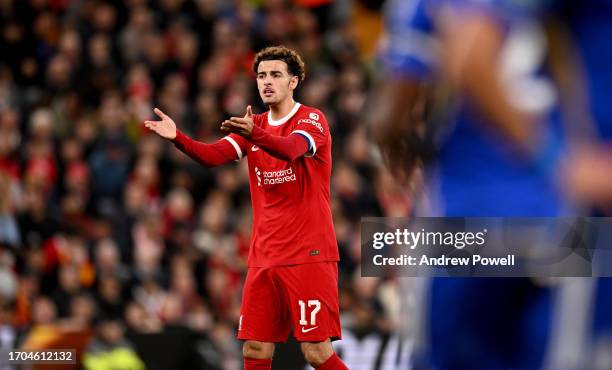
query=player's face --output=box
[256,60,298,106]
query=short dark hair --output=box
[253,46,306,83]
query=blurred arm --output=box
[436,10,539,155]
[366,78,427,184]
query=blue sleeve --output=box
[381,0,439,79]
[441,0,549,25]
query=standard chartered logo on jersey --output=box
[254,166,296,186]
[255,167,262,186]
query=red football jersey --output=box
[225,103,339,267]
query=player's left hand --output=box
[221,106,254,137]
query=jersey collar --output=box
[268,102,301,126]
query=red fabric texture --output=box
[248,124,309,161]
[172,130,240,167]
[244,358,272,370]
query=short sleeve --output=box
[291,110,329,158]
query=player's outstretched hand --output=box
[144,108,177,140]
[221,105,254,137]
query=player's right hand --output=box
[221,105,254,137]
[144,108,177,140]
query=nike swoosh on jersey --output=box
[301,326,318,333]
[251,145,259,151]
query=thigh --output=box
[238,267,291,342]
[274,262,342,342]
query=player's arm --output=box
[545,19,612,205]
[366,78,427,184]
[145,108,244,167]
[367,0,434,183]
[248,125,310,161]
[172,131,245,167]
[433,4,539,156]
[221,106,310,162]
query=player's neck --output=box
[269,98,297,121]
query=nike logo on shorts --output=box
[301,326,318,333]
[251,145,259,151]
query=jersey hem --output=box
[246,258,340,269]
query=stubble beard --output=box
[262,93,283,107]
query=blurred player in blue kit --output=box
[368,0,584,368]
[370,0,612,368]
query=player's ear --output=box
[289,75,298,91]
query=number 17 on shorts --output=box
[298,299,321,333]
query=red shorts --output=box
[237,261,341,343]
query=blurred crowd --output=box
[0,0,406,368]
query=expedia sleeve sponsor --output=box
[297,118,324,133]
[293,111,329,158]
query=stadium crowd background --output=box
[0,0,409,369]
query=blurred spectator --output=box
[0,173,20,248]
[82,315,145,370]
[96,274,127,320]
[124,300,161,334]
[0,297,19,370]
[95,239,130,283]
[52,264,83,318]
[133,273,166,319]
[65,293,96,329]
[31,296,57,327]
